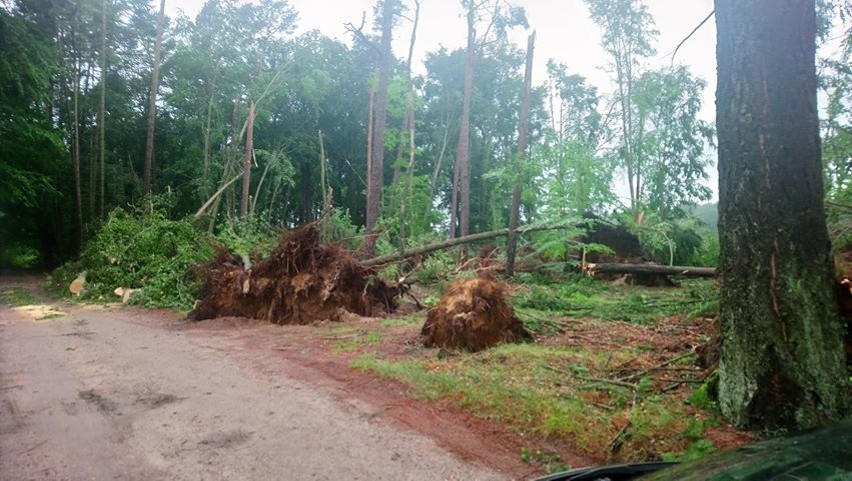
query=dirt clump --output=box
[421,276,532,352]
[188,225,399,324]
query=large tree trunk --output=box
[142,0,166,196]
[98,0,108,219]
[455,6,475,247]
[240,100,255,217]
[506,32,535,276]
[715,0,847,429]
[71,49,83,252]
[364,0,398,257]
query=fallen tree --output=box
[189,225,399,324]
[586,263,717,278]
[362,223,579,267]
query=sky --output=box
[164,0,720,203]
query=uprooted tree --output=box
[189,225,399,324]
[421,276,532,352]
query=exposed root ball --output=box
[189,225,398,324]
[421,277,532,352]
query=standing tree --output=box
[450,0,527,243]
[716,0,847,429]
[98,0,109,219]
[240,100,255,218]
[364,0,400,257]
[506,31,535,276]
[585,0,656,218]
[142,0,166,196]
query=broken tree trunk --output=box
[586,263,716,278]
[362,223,576,267]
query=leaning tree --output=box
[715,0,848,429]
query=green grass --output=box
[513,278,717,325]
[381,315,423,328]
[0,287,39,307]
[351,343,702,459]
[334,331,383,352]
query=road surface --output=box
[0,277,505,480]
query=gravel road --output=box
[0,278,506,481]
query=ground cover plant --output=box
[315,275,755,466]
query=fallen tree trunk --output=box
[587,263,717,278]
[362,223,577,267]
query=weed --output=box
[334,331,383,352]
[381,316,422,328]
[520,448,571,474]
[36,312,64,320]
[0,287,38,306]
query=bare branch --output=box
[671,10,715,65]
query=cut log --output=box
[587,263,716,278]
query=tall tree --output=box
[364,0,399,256]
[585,0,656,217]
[632,66,713,218]
[716,0,847,429]
[98,0,108,219]
[142,0,166,196]
[506,31,535,276]
[450,0,527,241]
[240,100,255,217]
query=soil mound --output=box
[189,225,398,324]
[421,277,531,352]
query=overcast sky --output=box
[165,0,720,202]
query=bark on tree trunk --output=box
[98,0,108,219]
[71,53,83,252]
[364,0,398,257]
[506,32,535,277]
[240,100,255,217]
[142,0,166,196]
[456,7,475,251]
[716,0,847,429]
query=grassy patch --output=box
[381,315,423,328]
[513,278,717,325]
[334,331,383,352]
[0,287,39,307]
[351,342,709,459]
[36,311,64,320]
[521,447,571,474]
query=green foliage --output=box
[57,206,213,309]
[520,448,571,474]
[513,278,717,325]
[686,232,720,268]
[633,66,714,216]
[0,287,39,307]
[215,214,278,261]
[0,242,41,269]
[318,207,363,251]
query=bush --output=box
[52,207,213,309]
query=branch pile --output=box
[189,225,399,324]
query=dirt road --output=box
[0,277,508,481]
